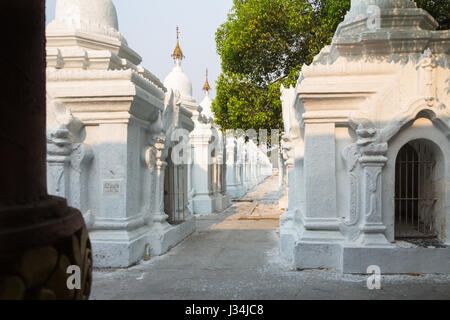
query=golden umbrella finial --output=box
[172,26,185,60]
[203,68,211,92]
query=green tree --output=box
[213,0,350,131]
[213,0,449,132]
[416,0,450,30]
[213,72,284,131]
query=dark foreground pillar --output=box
[0,0,92,300]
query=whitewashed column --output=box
[153,139,169,225]
[190,131,215,214]
[304,123,337,219]
[358,155,391,246]
[226,136,240,198]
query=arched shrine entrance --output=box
[395,139,443,239]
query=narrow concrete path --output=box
[91,175,450,300]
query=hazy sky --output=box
[45,0,234,102]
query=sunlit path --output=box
[91,175,450,300]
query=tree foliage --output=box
[213,72,284,131]
[212,0,449,131]
[416,0,450,30]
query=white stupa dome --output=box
[200,94,213,119]
[49,0,123,41]
[164,60,193,98]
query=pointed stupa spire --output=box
[164,26,193,98]
[203,68,211,93]
[171,26,185,62]
[200,67,213,120]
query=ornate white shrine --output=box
[199,72,232,211]
[46,0,273,268]
[164,34,219,215]
[280,0,450,273]
[46,0,194,267]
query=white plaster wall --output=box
[304,123,337,219]
[335,127,354,220]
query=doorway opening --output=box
[164,148,188,225]
[395,140,438,239]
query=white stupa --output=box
[199,69,214,122]
[48,0,122,40]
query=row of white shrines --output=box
[46,0,450,274]
[45,0,273,267]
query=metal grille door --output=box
[164,153,187,224]
[395,142,436,238]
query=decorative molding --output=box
[417,48,437,105]
[341,144,360,226]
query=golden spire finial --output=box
[203,68,211,92]
[172,26,185,61]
